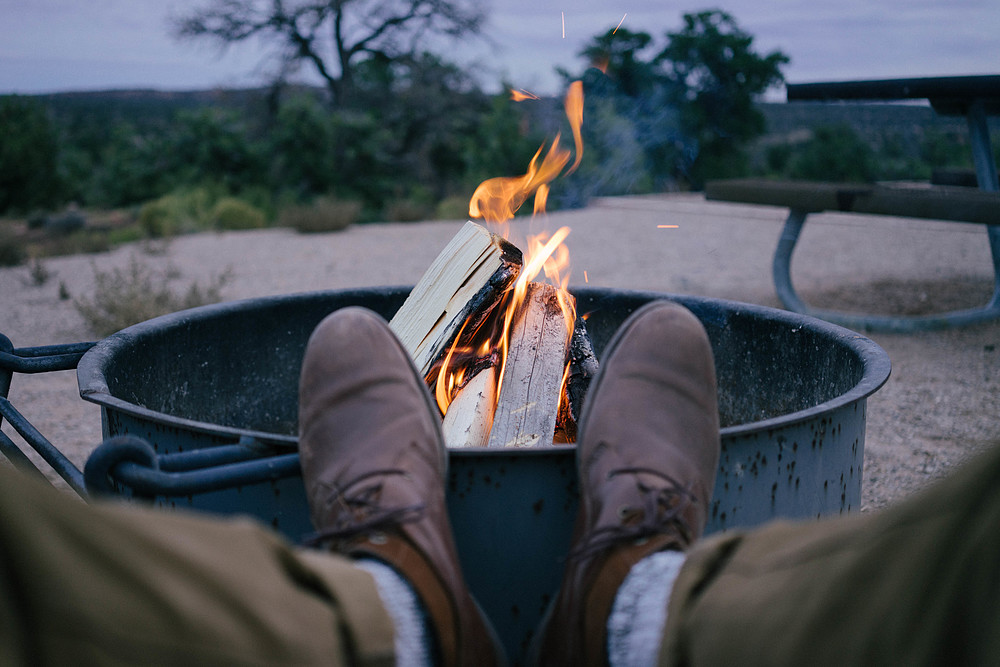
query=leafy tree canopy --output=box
[0,96,61,213]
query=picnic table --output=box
[709,75,1000,332]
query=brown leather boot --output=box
[298,307,506,667]
[531,300,720,666]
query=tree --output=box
[656,10,788,185]
[0,96,62,213]
[173,0,486,108]
[578,27,658,99]
[788,125,878,183]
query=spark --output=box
[584,270,589,283]
[613,13,627,34]
[561,12,565,38]
[511,88,540,101]
[657,225,679,229]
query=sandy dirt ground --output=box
[2,193,998,511]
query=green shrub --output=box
[279,197,361,233]
[0,226,26,266]
[788,125,878,183]
[384,198,431,223]
[137,187,218,238]
[26,211,48,230]
[210,197,267,230]
[74,255,230,336]
[41,229,110,257]
[138,197,181,238]
[45,208,87,235]
[107,225,145,246]
[434,195,470,220]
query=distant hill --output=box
[33,87,278,132]
[757,100,980,143]
[28,87,994,138]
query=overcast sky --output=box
[2,0,999,97]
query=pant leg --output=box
[659,444,1000,666]
[0,463,394,667]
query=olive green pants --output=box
[0,464,394,666]
[4,443,999,666]
[660,442,1000,666]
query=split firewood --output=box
[487,283,575,448]
[389,221,522,377]
[441,367,497,448]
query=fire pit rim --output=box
[77,286,891,448]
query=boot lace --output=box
[568,466,697,561]
[302,468,425,547]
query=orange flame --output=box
[510,88,540,101]
[434,81,585,432]
[565,80,584,174]
[469,82,584,223]
[468,136,571,224]
[494,226,574,401]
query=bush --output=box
[44,208,87,235]
[0,226,26,266]
[434,195,470,220]
[0,96,62,213]
[74,255,230,336]
[137,187,219,238]
[788,124,878,183]
[279,197,361,233]
[137,198,176,238]
[210,197,267,230]
[38,229,110,257]
[384,198,431,222]
[107,225,145,246]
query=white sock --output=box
[606,550,687,667]
[356,559,433,667]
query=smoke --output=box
[530,69,698,209]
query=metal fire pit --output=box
[1,287,889,664]
[63,286,889,662]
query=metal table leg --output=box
[771,208,1000,333]
[966,99,1000,310]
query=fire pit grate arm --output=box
[0,335,98,496]
[0,396,87,495]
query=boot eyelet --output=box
[617,505,632,519]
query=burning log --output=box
[441,367,496,449]
[389,221,522,377]
[554,318,599,443]
[487,283,575,449]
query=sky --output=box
[1,0,999,97]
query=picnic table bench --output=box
[705,179,1000,331]
[706,75,1000,332]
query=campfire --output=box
[388,81,598,448]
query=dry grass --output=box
[74,255,231,337]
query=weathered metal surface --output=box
[76,286,890,663]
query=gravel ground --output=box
[3,192,998,510]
